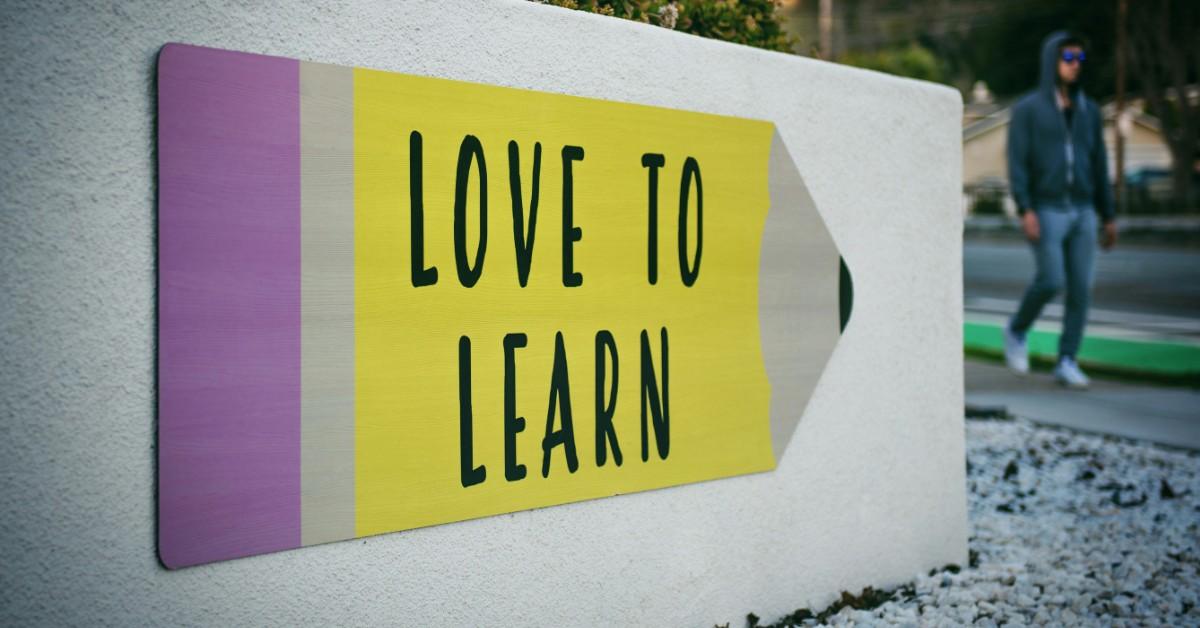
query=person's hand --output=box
[1021,211,1040,242]
[1102,221,1118,250]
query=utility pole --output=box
[819,0,833,60]
[1115,0,1128,213]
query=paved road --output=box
[966,359,1200,450]
[964,238,1200,450]
[964,239,1200,319]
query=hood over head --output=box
[1039,30,1084,101]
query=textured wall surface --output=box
[0,1,966,625]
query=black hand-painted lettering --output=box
[454,135,488,287]
[503,332,529,482]
[410,131,438,286]
[458,335,486,487]
[678,157,702,286]
[640,327,670,461]
[560,146,585,287]
[641,153,665,285]
[542,331,580,476]
[509,141,542,287]
[595,330,622,467]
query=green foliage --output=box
[681,0,795,53]
[539,0,796,54]
[840,42,945,83]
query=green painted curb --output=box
[964,321,1200,378]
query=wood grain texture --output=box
[761,130,842,461]
[157,43,849,567]
[300,61,356,547]
[157,43,301,569]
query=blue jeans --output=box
[1008,205,1098,359]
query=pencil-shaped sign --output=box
[157,43,851,568]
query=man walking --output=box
[1005,31,1118,388]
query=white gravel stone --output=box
[752,417,1199,627]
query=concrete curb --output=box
[964,321,1200,385]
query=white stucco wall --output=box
[0,1,966,625]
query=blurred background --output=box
[539,0,1198,443]
[541,0,1199,217]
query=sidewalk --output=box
[965,358,1200,450]
[963,297,1200,382]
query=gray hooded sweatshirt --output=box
[1007,31,1114,223]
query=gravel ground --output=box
[749,418,1200,627]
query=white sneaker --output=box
[1054,357,1090,389]
[1003,326,1029,375]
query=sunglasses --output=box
[1061,50,1086,63]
